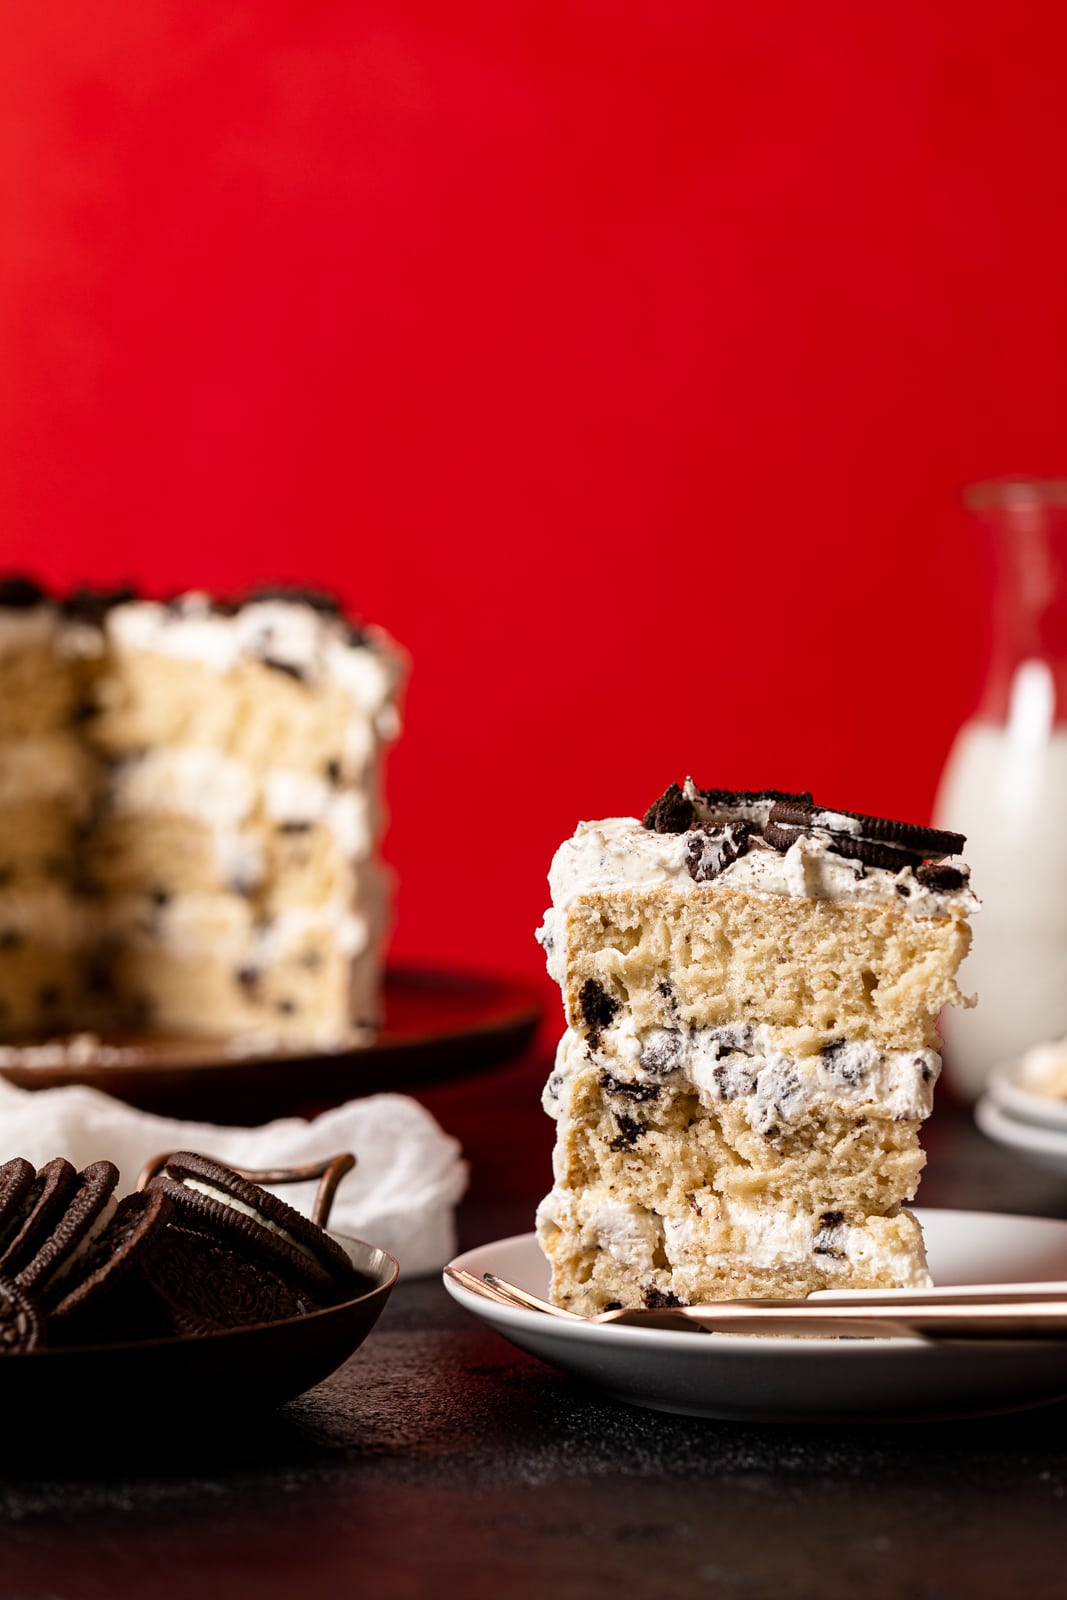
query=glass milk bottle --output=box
[934,478,1067,1100]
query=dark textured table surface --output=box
[4,1051,1067,1600]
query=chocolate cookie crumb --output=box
[578,978,620,1039]
[608,1114,643,1151]
[597,1071,661,1103]
[643,1288,683,1310]
[915,861,966,891]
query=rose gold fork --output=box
[445,1268,1067,1340]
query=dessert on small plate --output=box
[534,780,977,1311]
[445,1213,1067,1422]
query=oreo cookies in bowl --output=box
[0,1149,397,1423]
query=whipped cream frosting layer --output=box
[543,1023,940,1129]
[536,1186,930,1287]
[541,811,976,969]
[106,595,404,737]
[108,747,377,871]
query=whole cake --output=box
[0,578,405,1047]
[535,780,978,1312]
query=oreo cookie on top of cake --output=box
[535,778,978,1313]
[0,578,406,1046]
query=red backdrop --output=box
[4,3,1067,1004]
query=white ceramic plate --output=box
[975,1094,1067,1176]
[987,1066,1067,1133]
[444,1210,1067,1423]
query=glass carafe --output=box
[934,478,1067,1100]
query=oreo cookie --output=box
[0,1159,35,1240]
[142,1224,319,1336]
[0,1157,79,1275]
[642,784,814,835]
[643,784,695,834]
[147,1152,358,1300]
[914,861,967,892]
[768,800,965,858]
[0,1276,44,1354]
[766,799,968,877]
[690,786,814,811]
[764,820,924,873]
[16,1161,120,1303]
[48,1188,174,1338]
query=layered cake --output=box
[0,579,405,1046]
[535,780,977,1311]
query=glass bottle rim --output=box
[965,477,1067,511]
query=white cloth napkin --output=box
[0,1080,468,1277]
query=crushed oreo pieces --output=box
[641,783,968,889]
[685,821,754,883]
[642,783,694,834]
[577,977,620,1041]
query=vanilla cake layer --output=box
[0,886,89,1034]
[0,585,404,1044]
[536,1186,930,1313]
[536,784,977,1311]
[554,889,970,1052]
[106,894,379,1044]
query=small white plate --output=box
[975,1094,1067,1177]
[444,1210,1067,1423]
[987,1066,1067,1133]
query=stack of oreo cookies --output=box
[0,1150,363,1352]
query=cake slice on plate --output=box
[535,781,977,1312]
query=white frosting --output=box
[543,1023,940,1128]
[263,769,374,860]
[110,747,258,830]
[180,1176,320,1265]
[105,596,404,738]
[106,745,377,877]
[107,892,368,962]
[538,1185,930,1288]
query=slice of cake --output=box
[0,579,406,1047]
[535,781,977,1312]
